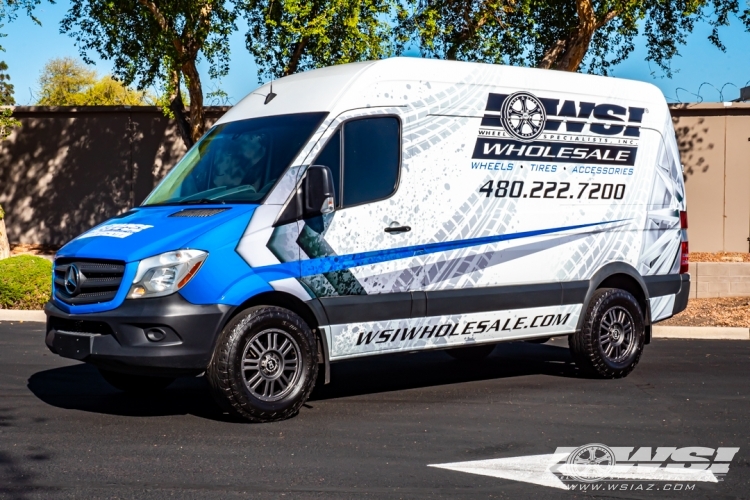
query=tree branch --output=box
[137,0,184,54]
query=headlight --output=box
[127,250,208,299]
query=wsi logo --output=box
[429,444,741,490]
[77,223,153,239]
[484,91,646,138]
[473,91,646,166]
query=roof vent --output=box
[169,208,230,218]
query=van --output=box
[45,58,690,422]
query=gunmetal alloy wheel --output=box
[207,306,318,423]
[241,329,301,402]
[599,306,636,363]
[569,288,645,379]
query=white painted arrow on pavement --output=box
[429,452,571,490]
[429,453,718,490]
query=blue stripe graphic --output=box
[253,220,626,282]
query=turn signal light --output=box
[178,261,204,289]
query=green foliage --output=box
[0,255,52,310]
[398,0,750,75]
[241,0,399,81]
[0,60,13,105]
[36,57,151,106]
[0,107,19,139]
[0,59,18,140]
[0,203,4,220]
[61,0,238,145]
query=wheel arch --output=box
[576,263,652,343]
[221,291,331,383]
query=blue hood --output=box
[57,205,258,263]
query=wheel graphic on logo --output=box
[565,443,616,482]
[501,91,546,141]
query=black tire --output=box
[98,369,175,394]
[569,288,645,378]
[207,306,318,423]
[445,343,495,362]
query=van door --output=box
[297,114,427,329]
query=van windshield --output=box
[142,112,327,206]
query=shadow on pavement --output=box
[311,340,579,401]
[27,363,230,422]
[27,341,579,420]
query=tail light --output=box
[679,211,689,274]
[680,241,689,274]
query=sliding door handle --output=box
[385,223,411,234]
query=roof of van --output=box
[217,57,666,125]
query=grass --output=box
[0,255,52,309]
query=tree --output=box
[0,61,18,140]
[398,0,750,75]
[35,57,151,106]
[241,0,397,81]
[62,0,237,147]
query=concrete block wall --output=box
[687,262,750,299]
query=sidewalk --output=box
[1,309,748,340]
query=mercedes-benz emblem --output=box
[501,91,547,141]
[65,265,81,296]
[565,443,616,482]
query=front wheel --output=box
[207,306,318,423]
[569,288,645,378]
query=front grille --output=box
[169,208,230,218]
[54,259,125,305]
[48,316,113,335]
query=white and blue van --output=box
[45,58,690,422]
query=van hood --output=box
[56,205,258,263]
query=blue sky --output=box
[2,1,749,105]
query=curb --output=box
[0,310,46,322]
[652,325,749,340]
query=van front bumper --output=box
[44,295,233,377]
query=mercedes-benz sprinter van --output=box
[45,58,690,422]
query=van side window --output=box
[313,129,342,206]
[342,117,400,207]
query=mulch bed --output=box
[662,297,750,328]
[690,252,750,263]
[9,243,60,257]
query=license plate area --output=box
[51,331,97,360]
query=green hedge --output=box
[0,255,52,309]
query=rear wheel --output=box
[207,306,318,423]
[98,369,174,394]
[445,343,495,362]
[569,288,645,378]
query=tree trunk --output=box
[284,36,310,76]
[537,0,597,72]
[0,217,9,260]
[168,70,194,148]
[181,59,205,145]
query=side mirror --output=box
[303,165,335,217]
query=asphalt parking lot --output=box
[0,321,748,499]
